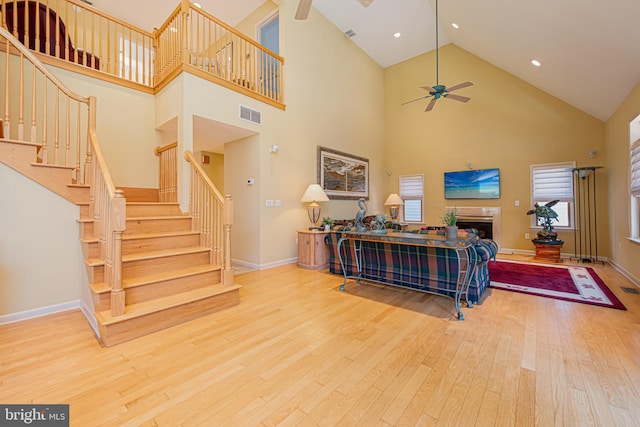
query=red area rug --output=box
[488,260,626,310]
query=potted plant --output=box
[441,208,458,239]
[527,200,559,241]
[321,216,335,231]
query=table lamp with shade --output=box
[301,184,329,229]
[384,193,403,221]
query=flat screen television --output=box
[444,168,500,199]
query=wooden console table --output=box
[337,231,476,320]
[533,239,564,263]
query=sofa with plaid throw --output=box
[324,228,498,304]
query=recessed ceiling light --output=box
[393,32,401,38]
[531,59,541,67]
[193,2,202,8]
[451,23,459,29]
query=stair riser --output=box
[125,218,192,234]
[81,241,99,259]
[92,291,110,312]
[125,270,221,305]
[98,288,240,347]
[123,251,211,279]
[79,222,94,239]
[78,204,90,218]
[126,204,182,217]
[86,264,104,284]
[122,233,201,255]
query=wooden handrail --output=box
[184,150,224,204]
[184,150,232,285]
[154,141,178,156]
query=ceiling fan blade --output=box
[295,0,313,20]
[401,95,431,105]
[445,81,474,92]
[425,98,438,112]
[420,85,436,93]
[445,94,471,103]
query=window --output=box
[400,174,424,223]
[531,162,575,228]
[630,123,640,239]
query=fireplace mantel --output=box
[448,207,501,251]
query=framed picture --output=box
[444,168,500,199]
[317,146,369,200]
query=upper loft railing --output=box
[0,0,154,89]
[155,1,284,108]
[0,0,285,107]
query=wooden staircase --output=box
[81,194,241,347]
[2,26,239,348]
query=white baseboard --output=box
[232,257,297,271]
[0,300,80,325]
[80,300,100,338]
[608,260,640,288]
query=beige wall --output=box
[197,151,224,193]
[0,164,84,316]
[53,66,161,188]
[605,79,640,283]
[384,44,607,255]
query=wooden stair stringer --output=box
[0,139,89,203]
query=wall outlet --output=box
[265,199,274,207]
[524,232,530,239]
[515,200,520,206]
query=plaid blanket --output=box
[325,230,498,303]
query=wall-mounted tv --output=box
[444,168,500,199]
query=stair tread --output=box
[123,264,221,287]
[96,284,242,325]
[81,237,99,244]
[126,215,191,220]
[30,162,74,170]
[0,137,41,147]
[90,282,109,294]
[85,258,105,267]
[122,246,209,262]
[127,202,180,206]
[123,230,200,241]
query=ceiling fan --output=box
[402,0,473,112]
[295,0,374,20]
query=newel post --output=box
[222,194,234,286]
[110,190,127,316]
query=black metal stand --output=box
[572,166,604,264]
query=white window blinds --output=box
[532,164,574,202]
[400,174,423,222]
[631,139,640,197]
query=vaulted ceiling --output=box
[91,0,640,121]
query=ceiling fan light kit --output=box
[402,0,473,112]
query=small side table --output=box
[297,229,330,270]
[533,239,564,263]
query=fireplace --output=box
[457,217,493,240]
[449,207,501,250]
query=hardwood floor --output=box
[1,256,640,426]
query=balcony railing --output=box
[0,0,284,107]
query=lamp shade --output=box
[384,193,403,206]
[301,184,329,202]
